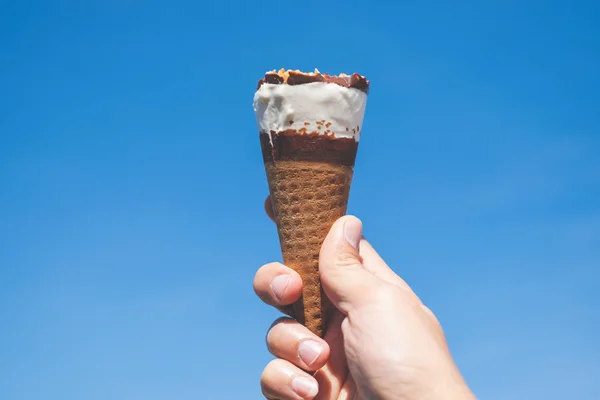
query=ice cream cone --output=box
[254,69,369,337]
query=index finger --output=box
[254,262,303,317]
[264,195,276,222]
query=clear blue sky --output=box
[1,1,599,399]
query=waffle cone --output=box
[265,160,353,337]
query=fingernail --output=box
[344,217,362,250]
[291,376,318,398]
[298,340,323,367]
[270,274,290,302]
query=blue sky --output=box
[1,0,599,399]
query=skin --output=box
[255,196,477,400]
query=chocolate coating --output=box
[260,131,358,166]
[257,70,369,94]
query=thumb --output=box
[319,215,383,314]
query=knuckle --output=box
[421,304,443,329]
[374,283,401,304]
[335,251,362,269]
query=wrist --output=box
[429,378,475,400]
[421,365,475,400]
[448,385,476,400]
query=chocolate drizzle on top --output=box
[257,69,369,94]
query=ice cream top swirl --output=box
[253,70,369,142]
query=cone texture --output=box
[265,160,353,337]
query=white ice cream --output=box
[253,82,367,142]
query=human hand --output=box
[254,196,475,400]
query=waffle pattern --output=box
[265,161,353,337]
